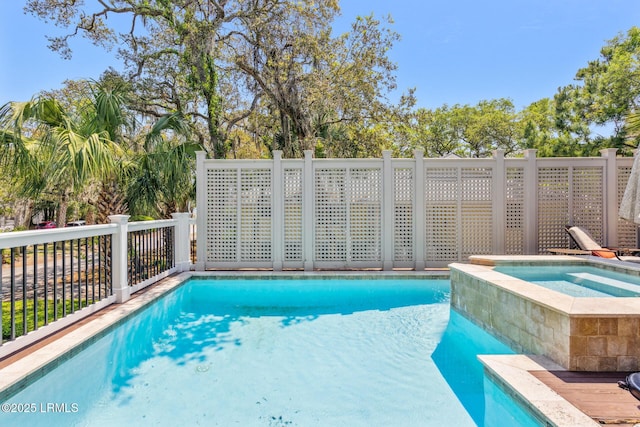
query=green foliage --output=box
[0,89,125,226]
[396,26,640,158]
[130,215,154,222]
[2,299,92,340]
[554,27,640,154]
[13,3,640,169]
[127,113,198,218]
[24,0,411,159]
[398,99,520,158]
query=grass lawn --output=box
[1,299,93,341]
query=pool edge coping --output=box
[479,354,599,426]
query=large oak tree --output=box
[25,0,410,158]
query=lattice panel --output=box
[618,165,637,248]
[349,168,382,261]
[394,167,414,261]
[239,169,272,261]
[571,167,604,244]
[283,168,303,261]
[505,167,525,254]
[425,168,458,261]
[538,167,570,251]
[460,168,493,257]
[315,168,347,261]
[206,169,237,261]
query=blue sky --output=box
[1,1,640,109]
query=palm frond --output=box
[91,82,130,140]
[51,127,121,191]
[625,110,640,144]
[144,112,191,151]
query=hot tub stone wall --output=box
[570,317,640,371]
[450,268,571,369]
[450,264,640,372]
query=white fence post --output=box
[382,150,394,270]
[414,149,426,270]
[272,151,284,271]
[109,214,130,303]
[195,151,206,270]
[523,150,538,254]
[493,149,506,255]
[171,212,191,272]
[303,150,314,271]
[601,148,619,246]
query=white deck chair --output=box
[565,225,640,263]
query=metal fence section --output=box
[195,148,637,270]
[127,219,176,291]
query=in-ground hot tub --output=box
[450,255,640,372]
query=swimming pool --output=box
[494,265,640,297]
[1,276,542,426]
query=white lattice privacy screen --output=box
[313,165,384,267]
[205,166,273,266]
[195,149,637,270]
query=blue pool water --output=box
[1,277,542,426]
[494,265,640,297]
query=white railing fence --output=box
[194,148,637,270]
[0,214,192,356]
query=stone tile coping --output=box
[480,354,599,426]
[454,256,640,316]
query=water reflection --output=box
[110,278,450,392]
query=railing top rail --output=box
[280,159,305,165]
[202,159,275,168]
[535,157,609,166]
[0,224,117,249]
[128,219,177,232]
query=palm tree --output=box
[87,82,199,221]
[0,95,122,226]
[126,112,198,218]
[1,81,200,225]
[87,81,136,223]
[0,102,33,170]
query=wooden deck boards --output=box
[531,370,640,426]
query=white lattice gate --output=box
[195,148,637,270]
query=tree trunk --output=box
[95,179,128,224]
[56,192,69,228]
[280,113,294,158]
[13,199,33,229]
